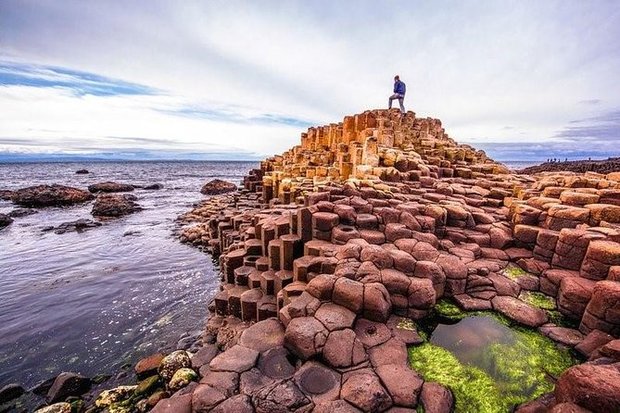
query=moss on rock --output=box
[409,343,504,413]
[501,264,529,280]
[518,291,556,310]
[409,315,576,412]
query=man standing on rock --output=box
[389,75,406,113]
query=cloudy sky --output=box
[1,0,619,161]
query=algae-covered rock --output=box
[95,385,137,408]
[135,375,160,396]
[34,403,72,413]
[168,367,198,391]
[158,350,192,381]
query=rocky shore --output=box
[517,157,620,175]
[4,109,620,413]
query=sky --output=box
[0,0,619,161]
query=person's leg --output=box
[399,97,405,113]
[388,94,397,109]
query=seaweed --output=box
[409,313,577,412]
[409,343,505,413]
[519,291,556,310]
[502,263,529,280]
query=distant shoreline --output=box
[515,157,620,174]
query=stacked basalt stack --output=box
[172,109,620,413]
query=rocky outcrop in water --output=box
[0,190,14,201]
[0,213,12,229]
[10,185,94,207]
[76,169,89,174]
[201,179,237,195]
[42,218,103,234]
[92,194,142,217]
[88,182,135,193]
[517,157,620,175]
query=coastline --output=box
[3,110,620,413]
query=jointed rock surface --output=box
[63,109,620,413]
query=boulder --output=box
[135,353,165,379]
[11,185,93,207]
[0,213,13,229]
[46,372,91,403]
[159,350,192,381]
[555,362,620,412]
[201,179,237,195]
[75,169,89,174]
[87,182,134,193]
[0,383,24,404]
[91,193,142,217]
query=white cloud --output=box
[0,0,619,160]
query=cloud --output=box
[1,0,620,160]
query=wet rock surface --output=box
[42,218,102,234]
[200,179,237,195]
[91,193,142,217]
[0,213,13,229]
[10,184,94,207]
[88,181,135,193]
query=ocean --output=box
[0,161,257,392]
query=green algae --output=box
[519,291,556,310]
[409,343,505,413]
[434,299,467,320]
[409,313,577,412]
[502,263,529,280]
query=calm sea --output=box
[0,161,257,393]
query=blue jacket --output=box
[394,80,406,95]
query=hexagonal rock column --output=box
[580,281,620,336]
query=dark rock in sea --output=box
[0,213,13,229]
[144,183,164,190]
[53,219,103,234]
[75,169,89,174]
[200,179,237,195]
[11,185,94,207]
[46,372,91,403]
[92,194,142,217]
[0,190,14,201]
[88,182,135,193]
[0,383,25,404]
[8,208,38,218]
[30,377,56,396]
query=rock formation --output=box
[201,179,238,195]
[88,182,135,193]
[10,184,94,207]
[176,109,620,412]
[92,194,142,217]
[56,109,618,413]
